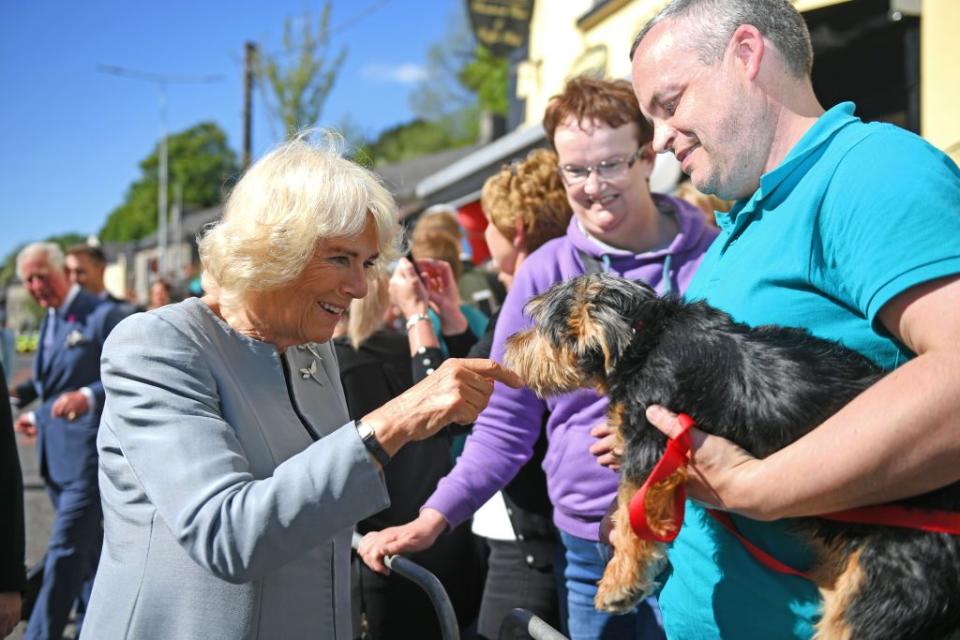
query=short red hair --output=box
[542,76,653,149]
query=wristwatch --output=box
[355,419,391,467]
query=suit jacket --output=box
[15,290,129,484]
[81,298,390,640]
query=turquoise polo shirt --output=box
[658,103,960,639]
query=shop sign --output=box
[466,0,534,57]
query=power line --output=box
[256,0,392,61]
[97,64,223,85]
[98,64,222,280]
[331,0,390,36]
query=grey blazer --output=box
[81,298,390,639]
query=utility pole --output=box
[172,182,183,280]
[243,42,257,171]
[98,65,222,279]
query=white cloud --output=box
[360,63,428,85]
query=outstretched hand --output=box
[644,405,761,514]
[363,358,522,456]
[357,508,448,574]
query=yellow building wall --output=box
[519,0,955,159]
[517,0,590,128]
[518,0,667,128]
[922,0,960,162]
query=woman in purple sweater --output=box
[359,77,717,639]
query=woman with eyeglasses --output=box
[359,77,717,640]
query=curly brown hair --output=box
[542,76,653,149]
[481,148,572,254]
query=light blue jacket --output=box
[81,298,390,639]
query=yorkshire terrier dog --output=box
[504,273,960,640]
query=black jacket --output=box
[1,361,26,593]
[467,310,558,569]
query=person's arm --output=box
[650,132,960,520]
[389,258,445,382]
[0,362,24,637]
[50,302,133,420]
[10,379,37,409]
[357,270,547,572]
[104,313,519,582]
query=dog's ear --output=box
[577,275,658,377]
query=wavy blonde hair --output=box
[481,148,572,253]
[199,132,402,305]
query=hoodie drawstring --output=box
[578,249,674,296]
[661,254,673,296]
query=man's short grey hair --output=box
[631,0,813,78]
[198,131,402,305]
[17,242,64,280]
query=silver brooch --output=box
[66,330,86,347]
[299,357,324,385]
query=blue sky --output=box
[0,0,462,260]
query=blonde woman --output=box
[80,135,519,640]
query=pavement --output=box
[8,352,72,640]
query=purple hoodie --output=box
[424,195,718,540]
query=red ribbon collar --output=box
[628,413,960,578]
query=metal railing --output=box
[351,532,460,640]
[498,608,568,640]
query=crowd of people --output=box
[3,0,959,638]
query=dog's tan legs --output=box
[643,468,687,540]
[812,545,865,640]
[595,482,667,614]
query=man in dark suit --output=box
[9,242,130,640]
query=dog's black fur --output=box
[504,273,960,640]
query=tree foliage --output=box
[347,8,508,169]
[256,4,347,139]
[460,46,509,116]
[354,118,476,167]
[99,122,238,243]
[408,9,509,144]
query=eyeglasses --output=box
[558,148,644,185]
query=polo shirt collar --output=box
[715,102,860,235]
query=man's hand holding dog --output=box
[644,405,765,518]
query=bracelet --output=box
[355,419,391,467]
[405,312,431,331]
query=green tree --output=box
[99,122,238,242]
[358,119,476,167]
[459,45,509,116]
[256,4,347,139]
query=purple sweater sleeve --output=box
[422,269,545,529]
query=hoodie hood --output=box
[566,193,718,294]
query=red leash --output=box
[628,413,960,579]
[628,413,695,543]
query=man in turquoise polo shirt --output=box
[628,0,960,637]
